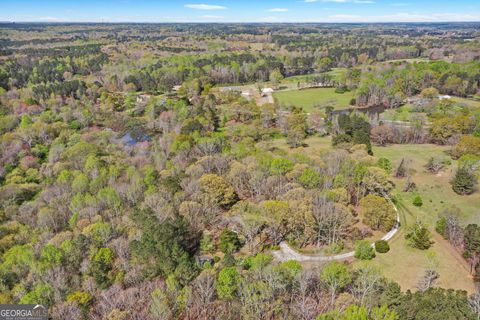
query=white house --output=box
[438,95,452,100]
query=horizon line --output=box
[1,20,480,24]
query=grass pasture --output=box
[356,227,476,293]
[452,96,480,109]
[365,143,479,292]
[373,144,479,225]
[273,88,354,112]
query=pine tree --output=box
[451,166,477,195]
[405,222,433,250]
[395,158,407,178]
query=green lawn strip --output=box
[273,87,354,112]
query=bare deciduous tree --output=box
[350,266,382,306]
[470,290,480,320]
[312,195,351,247]
[186,270,217,319]
[417,269,440,292]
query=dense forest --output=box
[0,23,479,319]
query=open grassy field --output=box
[356,226,476,293]
[273,88,354,112]
[364,143,478,292]
[452,96,480,109]
[382,58,432,64]
[282,68,347,84]
[380,105,418,122]
[258,135,332,156]
[373,144,479,225]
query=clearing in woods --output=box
[273,88,355,112]
[268,137,477,293]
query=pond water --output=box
[331,104,386,117]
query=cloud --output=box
[184,4,227,10]
[354,0,374,3]
[268,8,289,12]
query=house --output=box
[261,87,274,96]
[173,85,182,92]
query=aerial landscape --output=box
[0,0,479,319]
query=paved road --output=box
[272,196,400,262]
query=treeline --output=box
[0,44,108,90]
[436,215,480,278]
[356,61,480,107]
[123,53,285,92]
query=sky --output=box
[1,0,479,23]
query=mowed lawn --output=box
[356,227,476,293]
[273,88,354,112]
[373,144,479,225]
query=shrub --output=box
[335,86,347,94]
[270,158,294,175]
[405,222,433,250]
[435,217,447,238]
[298,167,322,189]
[242,253,273,270]
[332,133,352,146]
[354,240,375,260]
[377,157,392,174]
[412,195,423,207]
[326,241,344,254]
[67,291,93,308]
[451,165,477,195]
[70,119,82,130]
[375,240,390,253]
[216,267,240,300]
